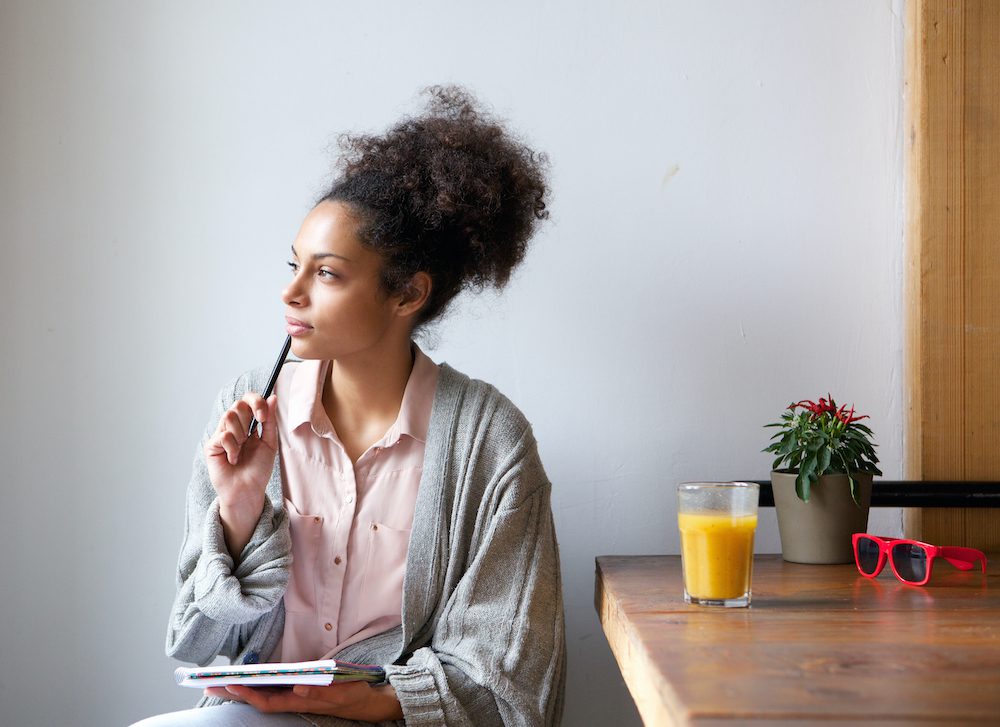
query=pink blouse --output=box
[269,346,439,662]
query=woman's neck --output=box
[321,339,415,462]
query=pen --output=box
[247,335,292,437]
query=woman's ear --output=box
[395,272,432,318]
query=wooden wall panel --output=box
[906,0,1000,549]
[963,7,1000,483]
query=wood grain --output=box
[906,0,1000,548]
[596,555,1000,725]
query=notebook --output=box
[174,659,385,688]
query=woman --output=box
[135,86,565,727]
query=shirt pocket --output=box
[359,521,412,621]
[284,498,323,614]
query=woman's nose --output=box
[282,278,305,307]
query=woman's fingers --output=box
[217,409,247,449]
[214,396,263,434]
[259,395,279,450]
[219,684,330,714]
[205,392,278,467]
[203,686,246,703]
[230,398,256,435]
[214,395,267,445]
[220,430,243,465]
[240,393,269,429]
[205,425,247,464]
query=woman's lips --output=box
[285,317,313,336]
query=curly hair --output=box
[320,85,550,328]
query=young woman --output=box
[134,87,565,727]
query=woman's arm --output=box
[386,462,565,727]
[204,388,280,558]
[165,373,292,665]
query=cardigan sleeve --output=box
[383,458,566,727]
[165,373,291,666]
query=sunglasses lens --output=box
[856,537,881,575]
[891,543,928,583]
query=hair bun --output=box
[324,85,550,327]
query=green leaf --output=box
[817,445,831,475]
[801,452,817,480]
[797,452,818,502]
[777,433,798,457]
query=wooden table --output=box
[595,555,1000,725]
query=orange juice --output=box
[678,512,757,601]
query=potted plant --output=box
[763,396,882,563]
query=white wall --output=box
[0,1,905,725]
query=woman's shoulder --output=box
[435,363,534,444]
[432,364,550,509]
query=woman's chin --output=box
[289,339,323,360]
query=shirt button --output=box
[371,523,378,531]
[346,495,354,504]
[334,556,342,565]
[324,623,333,631]
[313,516,321,524]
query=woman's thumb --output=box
[260,394,279,450]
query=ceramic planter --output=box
[770,470,873,564]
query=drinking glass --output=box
[677,482,759,607]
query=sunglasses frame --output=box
[852,533,987,586]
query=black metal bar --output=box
[749,480,1000,508]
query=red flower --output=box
[790,398,837,418]
[790,396,870,424]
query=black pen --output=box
[247,335,292,437]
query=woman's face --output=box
[282,200,409,362]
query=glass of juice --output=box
[677,482,759,607]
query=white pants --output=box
[130,703,308,727]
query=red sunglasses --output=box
[852,533,987,586]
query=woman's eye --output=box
[287,261,337,280]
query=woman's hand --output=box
[204,681,404,722]
[204,393,278,557]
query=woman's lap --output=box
[130,703,307,727]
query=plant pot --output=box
[770,470,873,564]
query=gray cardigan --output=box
[166,362,566,726]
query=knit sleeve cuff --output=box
[200,497,278,565]
[384,665,447,725]
[192,498,289,624]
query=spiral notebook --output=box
[174,659,385,688]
